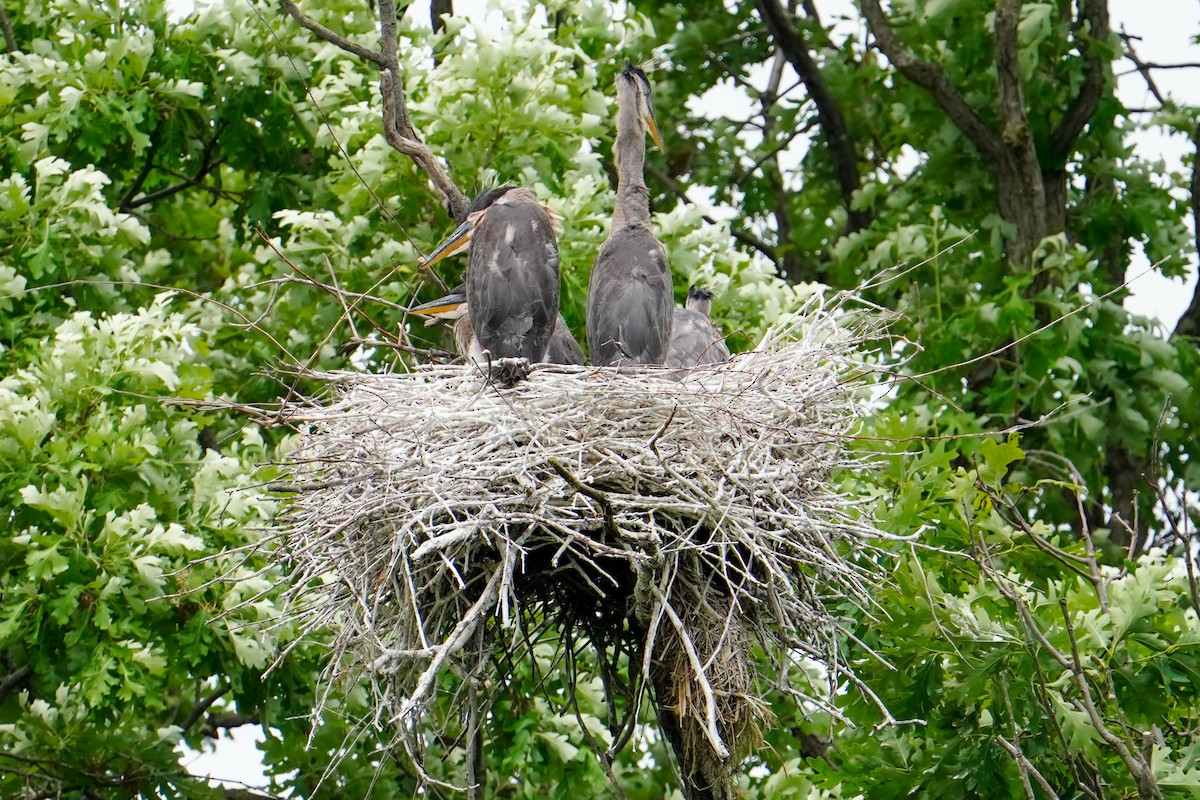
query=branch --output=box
[643,161,779,262]
[754,0,870,231]
[1050,0,1112,159]
[431,0,452,34]
[1058,601,1161,798]
[1119,30,1167,107]
[200,712,260,737]
[180,684,231,734]
[994,0,1032,146]
[223,789,283,800]
[1174,120,1200,341]
[121,123,227,212]
[860,0,1005,163]
[0,664,32,703]
[0,0,16,54]
[279,0,386,67]
[281,0,469,221]
[380,68,470,221]
[119,136,162,211]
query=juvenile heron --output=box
[421,186,561,379]
[586,65,673,367]
[408,287,585,366]
[664,285,730,369]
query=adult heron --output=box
[664,285,730,369]
[408,287,585,366]
[586,65,673,367]
[421,186,561,380]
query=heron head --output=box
[686,284,714,316]
[407,286,468,325]
[419,186,519,269]
[619,64,665,153]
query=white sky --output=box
[185,0,1200,790]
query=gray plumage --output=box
[665,285,730,369]
[463,186,560,364]
[459,313,584,367]
[546,317,586,365]
[587,65,673,367]
[408,286,584,366]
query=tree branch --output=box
[181,684,232,734]
[1173,120,1200,341]
[1119,29,1168,109]
[380,69,470,221]
[279,0,387,67]
[860,0,1006,163]
[120,123,226,212]
[754,0,870,231]
[0,0,16,54]
[200,712,260,737]
[0,664,32,703]
[281,0,469,221]
[431,0,452,34]
[994,0,1032,144]
[643,161,779,263]
[119,136,162,211]
[1050,0,1112,160]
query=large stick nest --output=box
[269,293,897,792]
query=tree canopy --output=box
[0,0,1198,798]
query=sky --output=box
[183,0,1200,790]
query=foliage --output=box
[0,0,1197,797]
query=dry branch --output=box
[279,0,469,221]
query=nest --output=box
[269,293,897,795]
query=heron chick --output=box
[664,285,730,370]
[408,287,585,367]
[422,186,562,383]
[587,65,673,367]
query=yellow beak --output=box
[645,105,665,153]
[419,220,473,268]
[408,291,467,325]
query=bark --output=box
[993,0,1052,264]
[0,0,16,54]
[861,0,1110,266]
[1174,121,1200,341]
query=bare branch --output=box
[279,0,386,67]
[1119,31,1167,107]
[281,0,469,221]
[201,712,260,737]
[1058,600,1161,798]
[380,68,470,221]
[754,0,870,231]
[860,0,1005,163]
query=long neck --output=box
[611,87,650,232]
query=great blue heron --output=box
[420,186,561,379]
[408,287,585,366]
[586,65,673,367]
[664,285,730,369]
